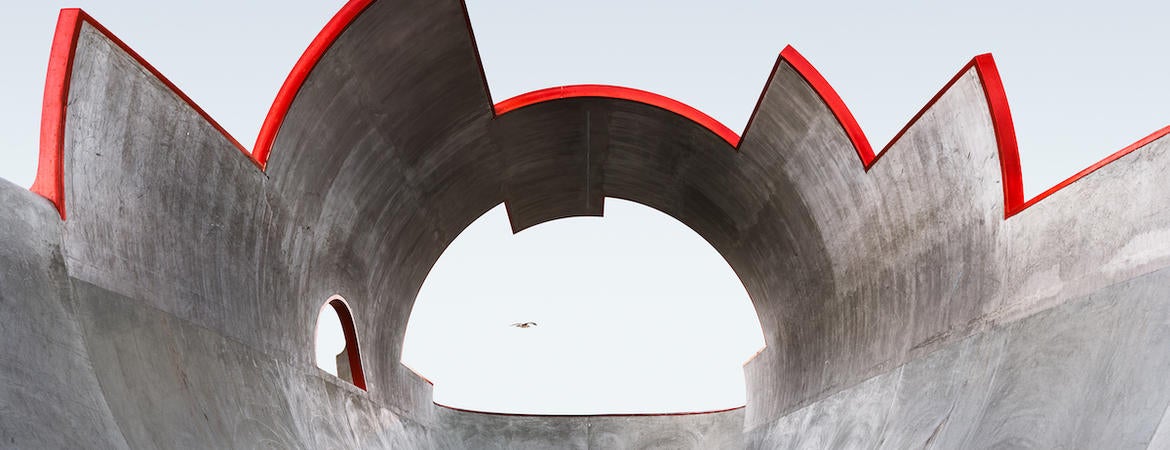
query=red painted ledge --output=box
[493,84,742,148]
[772,46,1169,218]
[325,297,367,390]
[32,2,1170,222]
[33,8,253,219]
[252,0,376,169]
[1019,125,1170,212]
[775,47,1028,212]
[33,1,375,218]
[29,9,82,220]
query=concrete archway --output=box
[4,1,1170,448]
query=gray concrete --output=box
[433,408,744,449]
[746,264,1170,448]
[3,0,1170,448]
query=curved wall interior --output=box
[3,1,1170,448]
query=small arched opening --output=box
[315,296,367,390]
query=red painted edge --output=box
[1019,124,1170,212]
[329,298,367,391]
[774,47,1168,217]
[32,4,1170,222]
[252,0,376,169]
[776,46,876,165]
[32,8,253,219]
[970,55,1025,217]
[30,9,82,220]
[493,85,742,148]
[779,47,1040,218]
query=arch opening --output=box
[402,199,765,415]
[315,296,367,390]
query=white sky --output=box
[315,304,346,377]
[3,0,1169,414]
[402,200,762,414]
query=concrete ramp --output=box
[3,1,1170,448]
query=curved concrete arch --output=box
[493,84,742,147]
[4,0,1170,448]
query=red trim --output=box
[774,47,1129,218]
[1019,124,1170,212]
[32,5,1170,221]
[776,47,875,165]
[328,298,367,390]
[491,47,1167,219]
[31,9,83,220]
[783,49,1025,214]
[970,55,1025,216]
[493,85,741,148]
[33,8,253,219]
[252,0,376,169]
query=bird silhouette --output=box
[510,322,537,329]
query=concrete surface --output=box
[433,407,745,449]
[2,0,1170,448]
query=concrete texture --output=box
[3,0,1170,448]
[433,408,745,449]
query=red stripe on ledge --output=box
[32,0,375,217]
[779,47,1024,215]
[494,85,742,148]
[31,2,1170,221]
[251,0,376,169]
[30,9,83,220]
[775,47,876,165]
[32,8,255,219]
[772,46,1168,218]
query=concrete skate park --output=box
[3,0,1170,448]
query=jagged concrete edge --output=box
[29,1,1170,221]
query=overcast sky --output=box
[5,1,1169,414]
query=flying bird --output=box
[510,322,538,329]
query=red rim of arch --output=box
[493,84,741,148]
[251,0,377,169]
[321,296,367,390]
[32,1,1170,220]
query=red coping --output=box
[780,46,1170,217]
[493,85,741,148]
[328,298,367,391]
[775,48,1026,216]
[33,9,251,219]
[252,0,376,169]
[32,2,1170,221]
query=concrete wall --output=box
[0,179,127,448]
[432,408,744,449]
[1,22,436,449]
[737,55,1170,447]
[2,0,1170,448]
[746,265,1170,448]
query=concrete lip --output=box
[3,0,1170,448]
